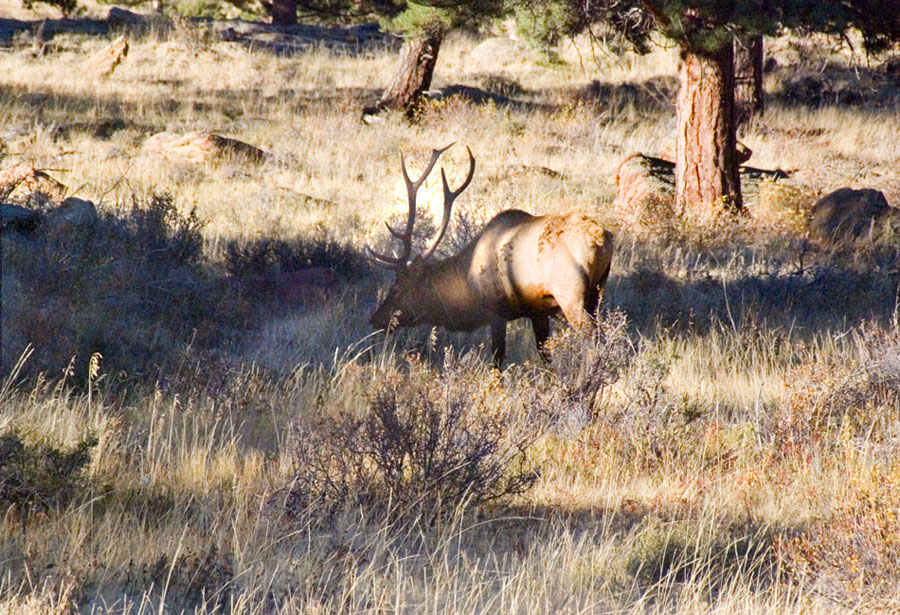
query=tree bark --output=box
[378,31,443,116]
[270,0,298,26]
[675,42,743,220]
[734,33,764,125]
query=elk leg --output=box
[530,315,551,362]
[489,319,507,369]
[586,261,612,320]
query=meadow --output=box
[1,8,899,614]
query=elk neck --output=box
[412,249,488,331]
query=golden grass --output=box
[2,20,900,615]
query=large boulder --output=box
[614,154,676,228]
[809,188,897,242]
[143,131,269,164]
[0,163,67,204]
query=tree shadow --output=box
[428,84,555,114]
[3,82,382,138]
[575,76,678,114]
[427,76,678,116]
[769,63,900,109]
[0,16,400,56]
[608,247,900,339]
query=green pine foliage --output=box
[0,432,97,515]
[517,0,900,55]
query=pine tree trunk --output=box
[270,0,297,26]
[734,34,764,125]
[675,42,743,220]
[378,31,443,116]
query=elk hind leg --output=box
[585,261,612,321]
[553,273,594,330]
[489,319,507,369]
[530,315,551,363]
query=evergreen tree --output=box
[375,1,505,116]
[521,0,900,220]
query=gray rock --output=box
[809,187,895,241]
[47,197,98,231]
[1,203,40,233]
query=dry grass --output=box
[2,16,900,615]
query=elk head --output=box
[367,143,475,331]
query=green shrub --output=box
[0,431,97,516]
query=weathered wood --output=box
[87,35,128,76]
[0,163,67,203]
[378,31,443,115]
[735,33,764,125]
[616,152,788,229]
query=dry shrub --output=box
[413,94,481,125]
[282,353,541,521]
[540,309,633,427]
[777,462,900,612]
[600,344,711,470]
[121,545,234,613]
[224,235,370,279]
[773,321,900,611]
[749,179,813,236]
[0,431,97,518]
[770,321,900,461]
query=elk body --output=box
[368,144,614,368]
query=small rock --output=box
[87,35,129,77]
[1,203,40,233]
[809,187,896,242]
[143,131,269,164]
[47,197,98,231]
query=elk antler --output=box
[419,145,475,262]
[366,143,455,270]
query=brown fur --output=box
[371,209,614,367]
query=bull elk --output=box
[367,144,614,368]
